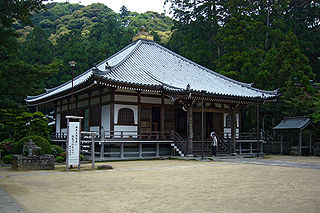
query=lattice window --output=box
[118,108,134,125]
[226,114,237,128]
[226,114,231,127]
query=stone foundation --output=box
[12,154,55,171]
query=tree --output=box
[0,0,45,53]
[120,5,129,18]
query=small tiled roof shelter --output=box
[273,116,317,155]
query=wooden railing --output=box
[172,131,186,154]
[51,130,174,142]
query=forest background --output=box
[0,0,319,144]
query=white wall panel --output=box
[114,125,138,138]
[115,94,138,102]
[101,105,110,132]
[56,114,61,133]
[141,96,161,104]
[164,98,174,105]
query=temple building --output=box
[26,27,278,159]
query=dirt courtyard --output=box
[0,158,320,213]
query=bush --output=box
[2,154,13,164]
[55,156,65,163]
[15,135,52,155]
[51,145,64,157]
[60,152,66,160]
[0,138,15,155]
[58,152,84,162]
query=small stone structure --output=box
[12,140,55,170]
[97,165,113,170]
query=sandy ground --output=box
[263,155,320,163]
[0,158,320,213]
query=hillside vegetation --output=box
[0,0,319,136]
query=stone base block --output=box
[12,154,55,171]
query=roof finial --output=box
[132,26,154,42]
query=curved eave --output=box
[95,74,278,103]
[25,75,97,106]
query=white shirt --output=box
[210,132,218,146]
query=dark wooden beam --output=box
[193,107,233,114]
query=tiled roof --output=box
[26,39,278,104]
[273,117,313,130]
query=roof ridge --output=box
[96,40,140,68]
[111,40,143,70]
[145,40,278,96]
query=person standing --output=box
[210,132,218,157]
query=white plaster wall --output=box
[114,125,138,138]
[224,128,240,138]
[90,126,99,132]
[164,98,174,105]
[114,104,138,124]
[116,88,136,93]
[141,96,161,104]
[101,105,110,132]
[56,114,61,133]
[115,94,138,102]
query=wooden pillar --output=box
[256,103,260,157]
[139,143,143,158]
[309,132,312,155]
[201,98,204,160]
[88,92,92,131]
[299,130,302,156]
[137,91,141,135]
[100,135,104,159]
[91,135,95,170]
[75,95,78,111]
[110,89,115,134]
[187,105,193,156]
[280,132,283,155]
[161,95,165,132]
[98,89,103,133]
[156,143,160,157]
[67,98,70,114]
[120,143,124,159]
[230,109,236,154]
[239,143,242,154]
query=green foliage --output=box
[60,152,66,160]
[55,156,65,163]
[2,154,13,164]
[0,138,15,156]
[15,135,52,155]
[13,111,51,141]
[167,0,320,128]
[51,145,64,157]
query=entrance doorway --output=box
[152,107,160,131]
